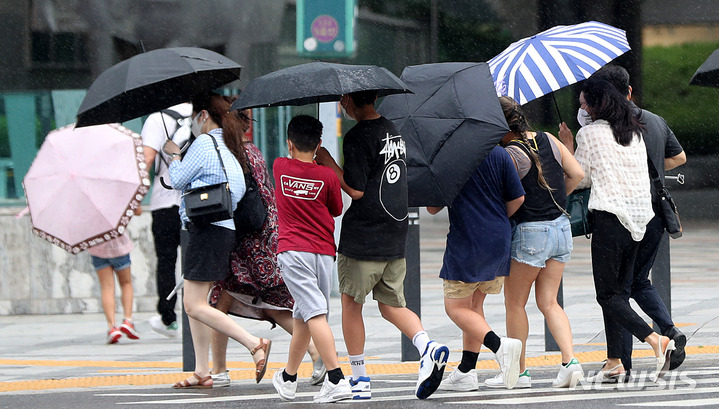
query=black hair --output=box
[287,115,323,152]
[591,65,631,97]
[348,90,378,107]
[191,91,250,172]
[582,78,643,146]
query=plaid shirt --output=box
[169,128,246,229]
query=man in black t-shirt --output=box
[315,90,448,400]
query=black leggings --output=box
[591,211,654,359]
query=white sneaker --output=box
[313,375,352,403]
[272,369,297,401]
[416,341,450,399]
[553,358,584,388]
[495,337,522,389]
[309,357,327,386]
[211,370,231,387]
[485,370,531,389]
[439,368,478,391]
[347,375,371,399]
[149,316,178,338]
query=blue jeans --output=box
[511,215,572,268]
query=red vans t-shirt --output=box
[273,157,343,256]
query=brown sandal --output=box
[173,373,213,389]
[250,338,272,383]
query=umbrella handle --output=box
[159,177,173,190]
[551,93,564,124]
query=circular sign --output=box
[311,15,339,43]
[386,163,401,184]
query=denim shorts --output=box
[90,254,131,272]
[511,215,572,268]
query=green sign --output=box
[297,0,356,58]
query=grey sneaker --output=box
[272,369,297,401]
[313,375,352,403]
[211,370,231,387]
[149,316,178,338]
[439,368,478,391]
[309,357,327,385]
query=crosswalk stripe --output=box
[620,398,719,407]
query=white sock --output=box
[412,331,431,354]
[349,354,366,379]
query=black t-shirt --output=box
[339,116,409,260]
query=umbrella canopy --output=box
[690,48,719,87]
[489,21,630,105]
[230,62,411,111]
[377,62,510,207]
[76,47,242,127]
[23,124,150,253]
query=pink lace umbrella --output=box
[23,123,150,254]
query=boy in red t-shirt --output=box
[271,115,350,403]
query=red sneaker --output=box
[120,318,140,340]
[107,327,122,344]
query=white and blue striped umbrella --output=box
[488,21,631,105]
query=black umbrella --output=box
[76,47,242,127]
[690,48,719,87]
[230,62,411,111]
[377,62,510,207]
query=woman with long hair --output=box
[164,92,271,388]
[494,96,585,389]
[575,78,675,382]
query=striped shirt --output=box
[169,128,245,230]
[575,120,653,241]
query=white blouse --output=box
[575,120,653,241]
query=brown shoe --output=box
[250,338,272,383]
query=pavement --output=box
[1,211,719,394]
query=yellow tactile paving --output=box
[2,346,719,393]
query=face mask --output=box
[340,102,353,121]
[577,108,592,127]
[191,112,204,136]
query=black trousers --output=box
[592,211,654,359]
[151,206,182,326]
[619,214,674,369]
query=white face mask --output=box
[577,108,592,127]
[340,102,354,121]
[191,112,204,136]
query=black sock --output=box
[327,367,344,384]
[562,362,569,367]
[457,350,479,373]
[484,331,501,354]
[282,370,297,382]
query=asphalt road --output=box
[4,355,719,408]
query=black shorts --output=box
[184,223,235,282]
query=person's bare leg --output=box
[183,280,267,368]
[211,290,233,374]
[95,266,116,329]
[535,260,575,364]
[463,290,489,352]
[504,261,540,371]
[267,308,320,362]
[342,294,365,355]
[115,266,134,321]
[285,318,311,375]
[377,303,424,339]
[307,314,341,369]
[444,292,492,343]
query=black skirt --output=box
[184,223,235,282]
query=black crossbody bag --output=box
[183,135,233,225]
[647,156,682,239]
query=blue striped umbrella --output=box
[488,21,631,105]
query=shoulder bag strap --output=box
[207,134,230,184]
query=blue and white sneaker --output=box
[347,376,371,399]
[416,341,449,399]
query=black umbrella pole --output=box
[551,93,564,124]
[401,208,421,361]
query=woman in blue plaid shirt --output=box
[165,92,272,388]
